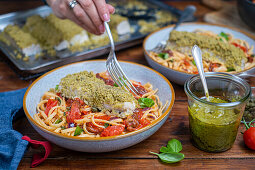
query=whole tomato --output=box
[243,119,255,150]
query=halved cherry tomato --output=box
[95,115,111,120]
[184,60,190,66]
[66,100,81,123]
[86,122,105,134]
[133,83,147,96]
[231,42,247,53]
[100,125,125,137]
[45,99,58,116]
[139,119,151,127]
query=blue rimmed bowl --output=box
[23,60,175,152]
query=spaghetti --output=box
[34,71,167,138]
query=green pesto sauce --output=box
[168,30,247,71]
[189,96,240,152]
[58,71,138,117]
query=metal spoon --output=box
[192,45,210,101]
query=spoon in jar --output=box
[192,45,210,101]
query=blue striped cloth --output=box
[0,88,29,170]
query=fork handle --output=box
[104,21,115,51]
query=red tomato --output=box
[74,98,85,105]
[133,83,147,96]
[183,60,190,66]
[66,100,81,123]
[45,99,58,116]
[86,122,105,134]
[95,115,111,120]
[243,127,255,150]
[231,42,247,53]
[139,119,151,127]
[100,125,125,137]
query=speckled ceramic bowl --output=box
[23,60,175,152]
[143,22,255,85]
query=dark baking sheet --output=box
[0,0,196,76]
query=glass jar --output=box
[184,72,251,152]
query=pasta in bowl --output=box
[23,60,174,152]
[144,23,255,85]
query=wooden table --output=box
[1,1,255,169]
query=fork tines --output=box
[106,54,139,96]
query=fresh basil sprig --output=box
[138,98,155,108]
[150,139,185,164]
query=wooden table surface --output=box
[1,1,255,169]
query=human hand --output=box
[46,0,115,35]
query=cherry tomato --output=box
[139,119,151,127]
[86,122,104,134]
[66,100,81,123]
[231,42,247,53]
[243,127,255,150]
[45,99,58,116]
[95,115,111,120]
[100,125,125,137]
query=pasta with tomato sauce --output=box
[34,71,167,138]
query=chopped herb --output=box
[191,60,196,66]
[55,85,59,91]
[114,83,118,87]
[66,107,71,111]
[219,38,223,42]
[74,126,84,136]
[227,67,236,72]
[55,119,62,124]
[251,54,255,58]
[61,126,66,130]
[219,32,229,41]
[169,59,174,63]
[91,107,98,112]
[138,98,155,108]
[158,53,169,60]
[63,112,66,116]
[104,123,110,128]
[150,139,185,164]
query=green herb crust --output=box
[58,71,138,118]
[168,30,247,71]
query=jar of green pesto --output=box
[184,72,251,152]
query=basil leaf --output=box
[74,126,84,136]
[55,85,59,91]
[227,67,235,72]
[167,139,182,153]
[104,123,109,128]
[192,60,196,66]
[138,98,155,108]
[63,112,66,116]
[219,32,229,41]
[158,53,169,60]
[160,146,171,153]
[150,152,185,163]
[251,54,255,58]
[114,83,118,87]
[55,119,62,124]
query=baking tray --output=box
[0,0,196,75]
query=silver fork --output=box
[104,21,139,95]
[150,5,196,53]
